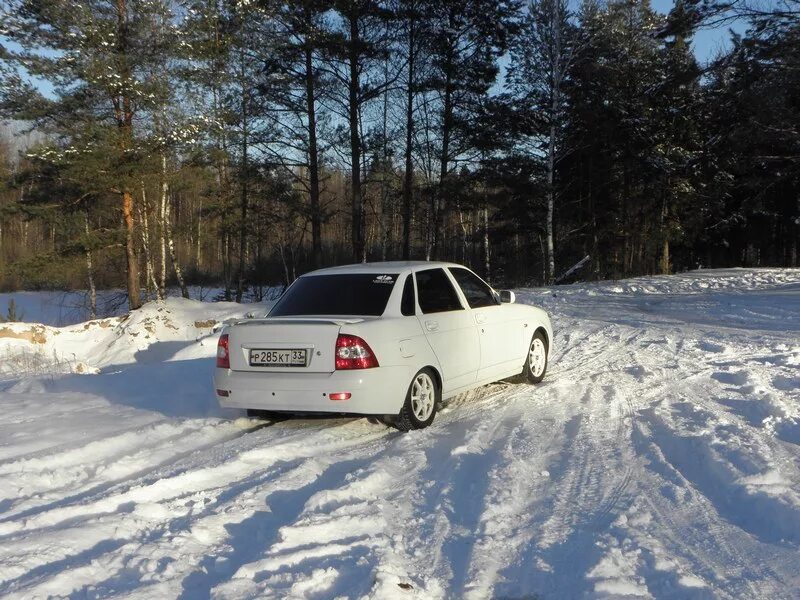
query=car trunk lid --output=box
[227,317,364,373]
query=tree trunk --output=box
[304,19,322,269]
[139,185,160,299]
[116,0,141,310]
[84,212,97,320]
[545,121,556,284]
[538,232,546,285]
[279,243,290,287]
[380,57,392,261]
[348,9,365,263]
[435,45,454,260]
[223,232,232,301]
[165,191,190,299]
[402,2,416,260]
[159,154,168,299]
[196,196,203,268]
[123,190,141,310]
[660,191,670,274]
[544,0,563,284]
[483,203,490,283]
[211,8,232,301]
[236,49,249,303]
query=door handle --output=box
[425,320,439,332]
[475,313,487,324]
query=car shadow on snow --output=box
[43,355,228,419]
[130,340,200,364]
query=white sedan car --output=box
[214,261,552,430]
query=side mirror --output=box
[499,290,516,304]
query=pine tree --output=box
[563,0,668,277]
[0,0,180,309]
[325,0,397,263]
[652,13,702,273]
[423,0,520,259]
[700,17,800,267]
[396,0,431,259]
[258,0,334,269]
[179,0,271,300]
[507,0,578,282]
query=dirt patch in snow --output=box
[0,325,48,344]
[194,319,217,329]
[81,319,119,330]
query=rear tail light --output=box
[329,392,351,401]
[335,334,379,370]
[216,333,230,368]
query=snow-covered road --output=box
[0,269,798,599]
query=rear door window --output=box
[269,273,399,316]
[449,267,498,308]
[416,268,464,314]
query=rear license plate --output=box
[249,349,307,367]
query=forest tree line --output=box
[0,0,798,311]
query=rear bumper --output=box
[214,365,410,415]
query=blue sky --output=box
[650,0,746,62]
[2,0,744,115]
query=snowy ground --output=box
[0,268,798,599]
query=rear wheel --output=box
[394,369,439,431]
[515,330,548,384]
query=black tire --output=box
[394,368,440,432]
[515,330,549,384]
[246,408,289,422]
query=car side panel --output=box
[472,304,515,380]
[439,304,552,399]
[416,310,480,394]
[509,304,553,370]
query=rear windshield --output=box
[269,273,399,317]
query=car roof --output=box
[303,261,463,277]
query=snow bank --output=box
[537,267,798,298]
[0,297,271,378]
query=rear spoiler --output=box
[233,316,368,326]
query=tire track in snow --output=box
[0,417,160,468]
[0,456,311,599]
[208,435,427,599]
[630,417,788,600]
[0,419,251,518]
[396,320,630,598]
[535,332,647,540]
[0,419,389,590]
[0,418,279,525]
[606,334,799,599]
[456,399,569,600]
[488,325,698,598]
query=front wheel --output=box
[394,368,439,431]
[517,330,549,384]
